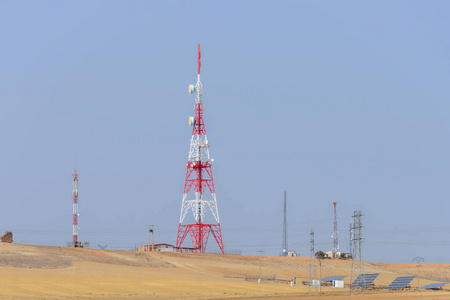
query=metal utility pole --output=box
[257,250,264,283]
[176,44,224,253]
[350,210,364,294]
[413,257,424,289]
[282,191,288,256]
[332,202,339,257]
[318,257,322,292]
[151,225,154,250]
[308,228,318,292]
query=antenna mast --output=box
[282,191,287,256]
[308,228,318,292]
[72,170,79,247]
[332,202,339,255]
[176,44,224,253]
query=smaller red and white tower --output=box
[72,170,79,247]
[332,201,339,254]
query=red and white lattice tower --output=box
[332,201,339,254]
[175,44,224,254]
[72,170,79,247]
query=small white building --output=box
[333,280,345,288]
[140,243,174,252]
[287,250,297,257]
[325,251,341,258]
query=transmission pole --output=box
[350,210,364,293]
[308,228,318,292]
[413,257,424,289]
[282,191,287,256]
[257,250,264,283]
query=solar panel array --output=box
[321,275,347,282]
[419,283,448,289]
[386,276,415,290]
[350,273,379,288]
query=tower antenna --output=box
[282,191,287,256]
[72,170,79,247]
[332,202,339,256]
[176,44,224,253]
[308,228,318,292]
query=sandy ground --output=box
[0,243,449,299]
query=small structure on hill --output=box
[1,231,13,243]
[287,250,297,257]
[138,243,196,253]
[324,251,351,259]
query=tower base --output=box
[176,223,224,254]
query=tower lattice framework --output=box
[72,170,79,247]
[332,202,339,255]
[308,228,318,292]
[348,217,353,257]
[175,45,224,254]
[350,210,364,293]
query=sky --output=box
[0,1,449,263]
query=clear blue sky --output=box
[1,1,449,263]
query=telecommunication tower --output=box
[175,45,224,254]
[350,210,364,293]
[332,202,339,255]
[308,228,318,292]
[72,170,79,247]
[282,191,287,256]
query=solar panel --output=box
[321,275,347,282]
[386,276,415,290]
[350,273,379,288]
[419,283,448,289]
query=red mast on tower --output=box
[175,45,224,253]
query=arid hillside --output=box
[0,243,449,299]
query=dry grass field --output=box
[0,243,449,299]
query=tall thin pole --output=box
[72,170,79,247]
[257,250,264,283]
[413,257,424,289]
[148,225,154,251]
[282,191,287,256]
[332,202,339,256]
[152,225,154,251]
[317,257,322,293]
[147,225,150,251]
